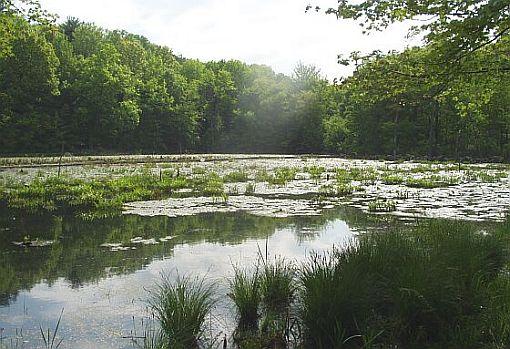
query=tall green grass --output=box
[149,275,216,349]
[300,220,508,348]
[260,257,295,313]
[229,267,261,330]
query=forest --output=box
[0,0,508,159]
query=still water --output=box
[0,207,394,348]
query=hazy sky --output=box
[39,0,417,79]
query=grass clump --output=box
[149,275,216,349]
[267,167,297,186]
[229,267,261,331]
[319,183,354,197]
[244,182,256,195]
[335,167,378,185]
[305,166,325,183]
[260,258,295,313]
[191,172,225,197]
[466,170,508,183]
[381,174,405,185]
[254,169,271,182]
[224,170,250,183]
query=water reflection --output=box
[0,207,397,348]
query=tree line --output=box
[0,1,509,159]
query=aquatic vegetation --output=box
[368,199,396,212]
[381,174,405,185]
[335,168,354,183]
[318,183,354,197]
[224,170,250,183]
[229,267,261,330]
[395,190,411,199]
[465,170,508,183]
[267,167,297,186]
[191,166,207,175]
[254,169,271,183]
[39,308,64,349]
[149,275,216,349]
[305,166,325,183]
[191,173,225,197]
[299,220,509,348]
[336,166,377,184]
[405,175,459,189]
[409,164,441,173]
[244,182,256,195]
[227,185,240,196]
[0,173,191,219]
[260,258,295,313]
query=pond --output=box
[0,155,508,348]
[0,206,398,349]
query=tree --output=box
[0,0,54,57]
[325,0,510,53]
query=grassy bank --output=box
[146,219,510,348]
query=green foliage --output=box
[191,172,225,197]
[466,170,508,183]
[244,182,256,195]
[335,167,377,184]
[305,165,325,183]
[328,0,510,66]
[1,1,510,160]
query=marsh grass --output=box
[229,267,261,331]
[224,170,249,183]
[300,220,509,348]
[149,275,216,349]
[191,173,225,197]
[381,174,404,185]
[244,182,256,195]
[0,173,190,219]
[318,183,354,197]
[267,167,297,186]
[405,175,459,189]
[336,167,377,185]
[39,308,64,349]
[466,170,508,183]
[260,257,295,314]
[138,220,510,348]
[305,166,325,184]
[230,258,300,349]
[254,169,271,183]
[367,199,396,212]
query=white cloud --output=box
[40,0,418,79]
